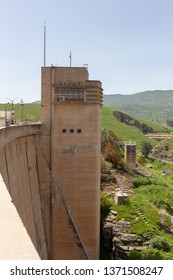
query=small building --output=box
[0,110,11,119]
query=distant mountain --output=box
[103,90,173,125]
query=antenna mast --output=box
[44,21,46,67]
[69,51,72,67]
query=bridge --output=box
[146,134,173,141]
[0,66,103,260]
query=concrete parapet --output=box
[0,124,41,149]
[0,124,51,259]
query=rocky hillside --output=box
[152,140,173,161]
[103,206,173,260]
[113,111,155,134]
[100,129,173,260]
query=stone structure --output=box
[0,66,103,260]
[115,192,129,205]
[125,143,136,169]
[0,110,11,119]
[167,120,173,127]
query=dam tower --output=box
[41,66,103,259]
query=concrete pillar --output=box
[125,143,136,169]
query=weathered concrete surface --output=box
[0,124,49,259]
[0,174,40,259]
[0,124,41,149]
[0,67,102,260]
[125,143,136,169]
[51,103,101,260]
[41,67,103,260]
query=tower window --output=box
[62,129,66,133]
[70,129,74,133]
[55,88,84,102]
[77,129,82,133]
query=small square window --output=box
[77,129,82,133]
[62,129,66,133]
[70,129,74,133]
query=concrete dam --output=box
[0,66,103,259]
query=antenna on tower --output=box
[44,21,46,67]
[69,51,72,67]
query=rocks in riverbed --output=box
[102,212,149,259]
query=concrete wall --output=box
[41,67,102,260]
[0,125,50,259]
[51,103,101,259]
[0,67,103,260]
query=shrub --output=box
[128,248,164,260]
[150,179,168,188]
[133,176,151,188]
[137,154,146,165]
[150,236,170,252]
[101,173,116,184]
[104,142,121,168]
[141,248,164,260]
[101,130,122,168]
[101,160,112,174]
[141,142,152,157]
[100,194,114,221]
[117,159,126,170]
[128,250,142,260]
[166,205,173,215]
[101,129,120,152]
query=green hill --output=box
[101,106,173,149]
[103,90,173,125]
[0,103,41,122]
[1,102,172,150]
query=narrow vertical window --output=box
[62,129,66,133]
[77,129,82,133]
[70,129,74,133]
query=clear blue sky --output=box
[0,0,173,103]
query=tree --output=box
[100,194,114,221]
[104,142,121,168]
[141,142,152,157]
[101,130,122,168]
[101,129,120,152]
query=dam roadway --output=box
[0,174,40,259]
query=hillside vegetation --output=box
[103,90,173,124]
[1,102,170,150]
[101,106,173,148]
[0,103,41,122]
[101,107,173,260]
